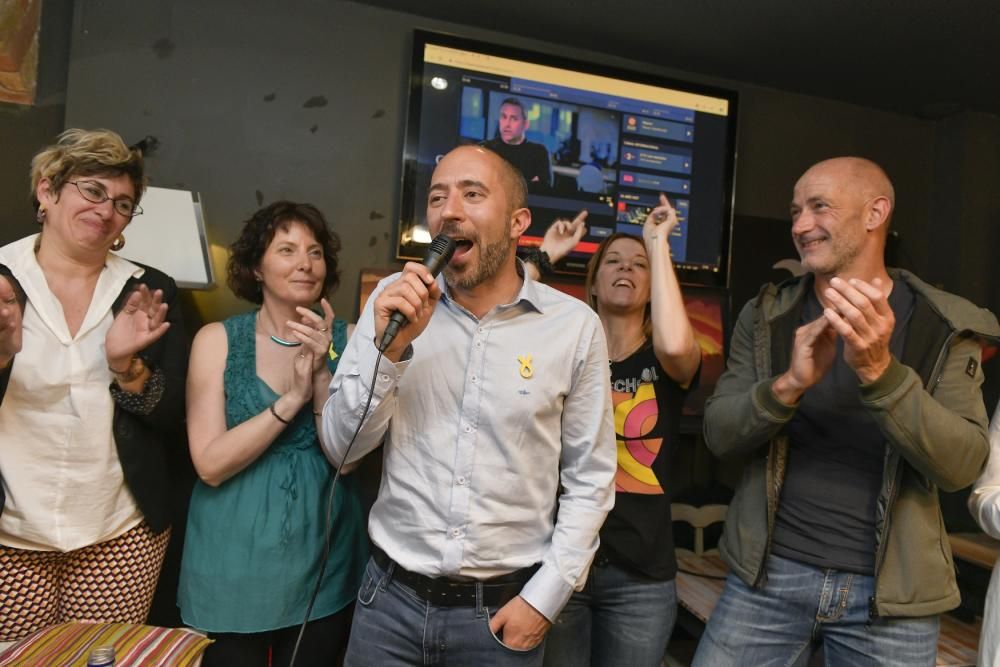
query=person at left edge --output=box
[321,144,616,666]
[179,202,367,667]
[0,128,187,645]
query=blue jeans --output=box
[344,557,545,666]
[692,553,939,667]
[542,558,677,667]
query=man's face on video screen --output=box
[498,104,528,145]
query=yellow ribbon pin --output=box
[328,342,338,361]
[517,354,533,379]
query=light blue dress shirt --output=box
[322,268,616,621]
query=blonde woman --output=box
[0,129,187,643]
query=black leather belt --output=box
[371,544,539,608]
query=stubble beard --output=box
[444,219,513,290]
[801,234,863,278]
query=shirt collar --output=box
[436,258,545,316]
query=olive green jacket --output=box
[705,269,999,617]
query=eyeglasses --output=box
[67,180,143,218]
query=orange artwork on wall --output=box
[0,0,42,105]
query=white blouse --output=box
[0,234,144,552]
[969,402,1000,667]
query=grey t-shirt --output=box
[771,279,914,574]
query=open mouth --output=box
[452,238,474,261]
[612,279,635,288]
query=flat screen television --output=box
[397,30,739,287]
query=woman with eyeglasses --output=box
[533,195,702,667]
[0,129,188,645]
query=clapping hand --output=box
[822,277,895,384]
[105,284,170,370]
[288,298,336,375]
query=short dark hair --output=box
[498,97,526,118]
[227,201,341,304]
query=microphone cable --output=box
[287,347,384,667]
[289,234,453,665]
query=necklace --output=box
[257,311,302,348]
[609,336,647,363]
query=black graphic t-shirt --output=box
[598,341,695,580]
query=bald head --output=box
[790,157,896,277]
[799,157,895,217]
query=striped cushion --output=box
[0,622,212,666]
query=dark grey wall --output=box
[5,0,997,323]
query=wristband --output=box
[522,248,553,276]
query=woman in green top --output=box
[178,201,366,666]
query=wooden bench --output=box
[949,531,1000,569]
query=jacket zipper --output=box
[868,330,954,618]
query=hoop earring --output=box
[36,207,46,224]
[110,235,126,252]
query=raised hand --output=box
[822,276,895,384]
[773,314,837,404]
[0,276,23,366]
[105,284,170,370]
[644,193,679,247]
[540,210,588,264]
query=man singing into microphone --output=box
[321,145,616,665]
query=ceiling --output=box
[352,0,1000,119]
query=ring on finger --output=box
[318,327,329,333]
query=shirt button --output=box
[380,374,390,383]
[464,425,472,433]
[457,476,467,485]
[470,374,478,383]
[475,341,483,349]
[451,528,462,537]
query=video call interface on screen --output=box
[405,40,736,279]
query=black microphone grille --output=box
[428,234,457,258]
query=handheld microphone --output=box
[378,234,457,352]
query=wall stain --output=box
[369,210,384,220]
[151,38,175,59]
[371,109,385,119]
[302,96,328,108]
[368,236,378,247]
[255,189,264,206]
[383,232,389,239]
[263,93,276,102]
[309,125,318,133]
